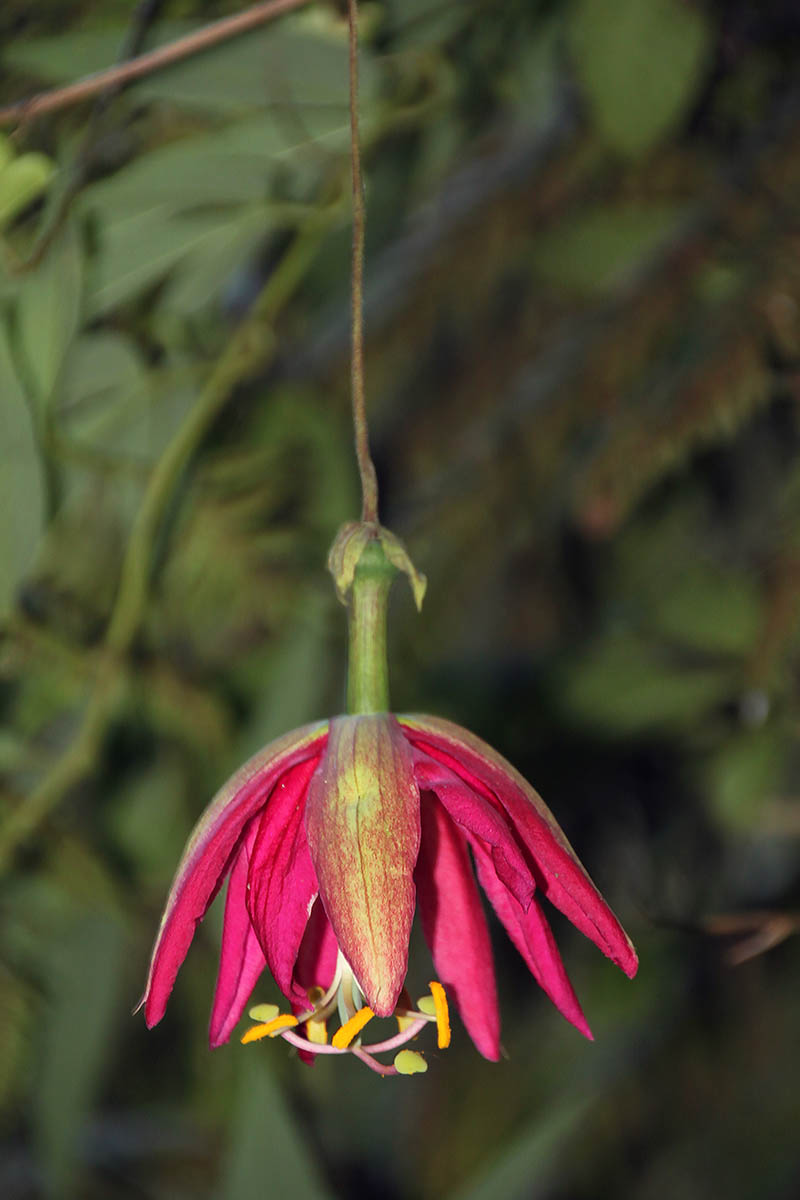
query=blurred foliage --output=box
[0,0,799,1197]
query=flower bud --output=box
[305,713,421,1016]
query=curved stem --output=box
[348,0,379,523]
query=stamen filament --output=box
[358,1017,428,1054]
[332,1004,374,1048]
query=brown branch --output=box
[0,0,309,129]
[347,0,378,524]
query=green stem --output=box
[105,223,325,655]
[346,540,394,713]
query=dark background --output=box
[1,1,799,1197]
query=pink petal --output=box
[400,716,638,979]
[247,755,322,1001]
[413,751,534,911]
[472,838,593,1039]
[208,824,266,1047]
[140,722,327,1028]
[305,715,420,1017]
[416,793,501,1061]
[293,897,339,1002]
[291,899,340,1066]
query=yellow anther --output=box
[396,1012,418,1034]
[248,1003,279,1023]
[241,1014,298,1044]
[428,981,451,1049]
[416,995,436,1017]
[394,1050,428,1075]
[331,1005,374,1049]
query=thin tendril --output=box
[348,0,379,523]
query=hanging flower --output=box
[141,527,637,1075]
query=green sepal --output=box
[327,521,426,611]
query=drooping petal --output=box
[247,755,322,1001]
[400,715,638,979]
[293,896,339,1001]
[413,751,534,911]
[140,722,327,1028]
[208,824,266,1048]
[471,838,593,1039]
[416,793,500,1061]
[305,714,421,1017]
[291,898,340,1065]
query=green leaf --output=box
[218,1056,334,1200]
[6,19,379,116]
[59,334,196,477]
[0,153,56,229]
[107,757,191,882]
[4,22,192,81]
[556,632,733,734]
[650,563,761,655]
[0,968,32,1112]
[16,221,83,408]
[0,133,14,172]
[132,24,379,115]
[388,0,466,49]
[451,1100,590,1200]
[532,204,682,293]
[569,0,711,156]
[0,323,46,618]
[706,728,784,833]
[160,207,270,315]
[34,910,126,1199]
[61,331,146,419]
[86,204,270,316]
[84,119,289,216]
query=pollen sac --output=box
[305,714,421,1018]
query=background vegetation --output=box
[1,1,799,1196]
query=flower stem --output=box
[346,540,393,714]
[348,0,379,524]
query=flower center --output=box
[241,954,451,1076]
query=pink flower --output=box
[140,710,637,1073]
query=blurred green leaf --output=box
[0,323,46,618]
[161,207,270,315]
[706,727,784,832]
[3,21,191,80]
[569,0,711,155]
[0,133,14,173]
[87,204,270,316]
[218,1056,334,1200]
[108,756,191,882]
[450,1099,590,1200]
[83,115,344,219]
[650,563,761,655]
[388,0,466,49]
[133,24,379,115]
[0,152,56,230]
[0,968,32,1111]
[34,910,126,1199]
[16,221,84,408]
[556,632,733,734]
[532,204,682,292]
[6,19,379,116]
[61,331,147,424]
